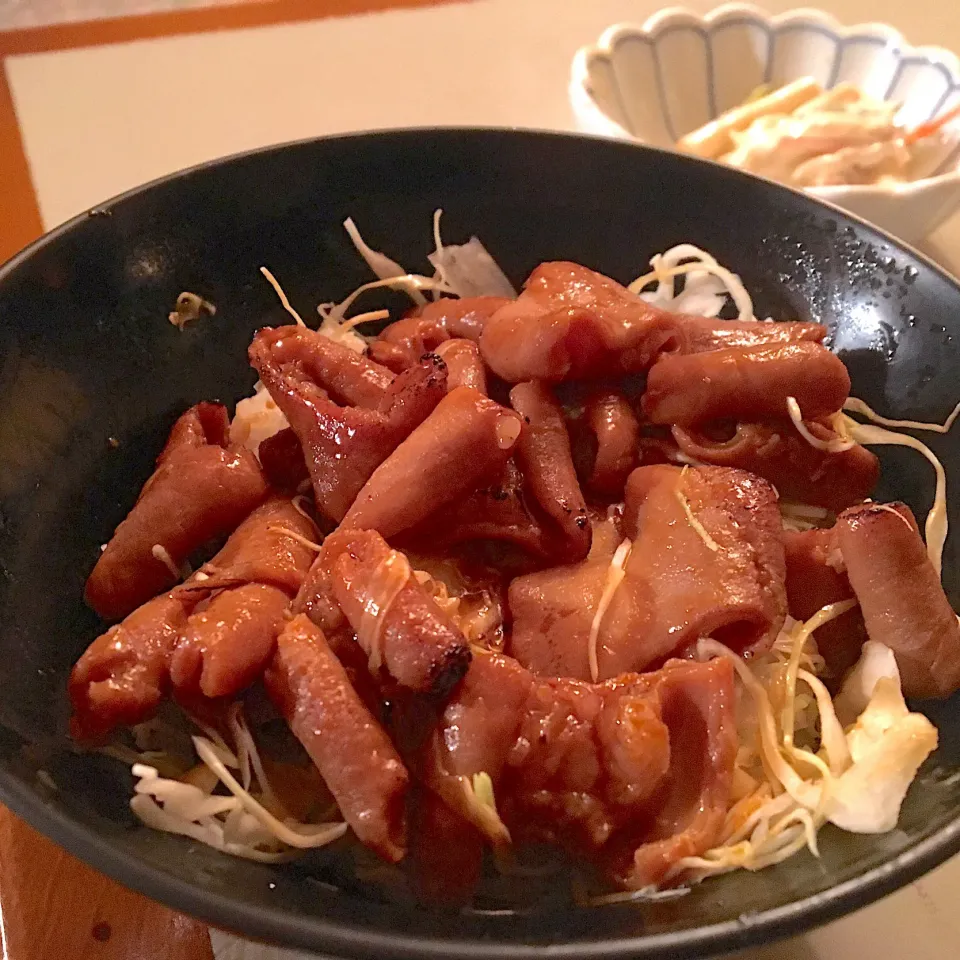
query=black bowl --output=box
[0,129,958,958]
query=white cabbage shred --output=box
[230,381,289,455]
[428,236,517,299]
[343,217,424,298]
[130,708,346,862]
[629,243,758,321]
[675,608,938,883]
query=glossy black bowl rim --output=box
[2,127,959,959]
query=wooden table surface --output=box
[0,815,214,958]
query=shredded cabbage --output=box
[327,275,454,326]
[130,711,346,863]
[676,466,721,551]
[629,244,757,321]
[448,771,511,847]
[343,217,425,301]
[587,538,633,682]
[259,267,306,327]
[786,397,856,452]
[843,397,960,434]
[675,608,938,883]
[359,549,411,673]
[230,381,289,454]
[833,640,899,725]
[428,236,517,299]
[780,501,833,532]
[266,524,323,553]
[151,543,182,579]
[829,648,938,832]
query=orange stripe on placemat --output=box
[0,0,457,55]
[0,62,43,263]
[0,0,458,263]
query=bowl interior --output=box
[0,129,959,959]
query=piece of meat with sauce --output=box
[679,316,827,353]
[836,502,960,698]
[509,519,622,679]
[255,323,393,408]
[607,656,739,888]
[783,527,867,684]
[265,614,410,862]
[618,465,785,671]
[169,583,291,699]
[578,390,640,497]
[331,529,471,697]
[643,342,851,425]
[434,338,488,394]
[250,325,447,521]
[673,420,879,512]
[292,551,344,634]
[479,262,685,382]
[257,427,309,492]
[168,497,318,699]
[85,402,270,621]
[401,459,555,560]
[70,592,198,741]
[72,499,318,739]
[341,386,522,538]
[423,652,736,889]
[189,497,318,595]
[511,467,785,680]
[409,787,485,905]
[368,296,509,372]
[510,381,591,562]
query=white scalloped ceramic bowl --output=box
[571,4,960,245]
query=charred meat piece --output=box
[250,326,446,521]
[331,530,472,697]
